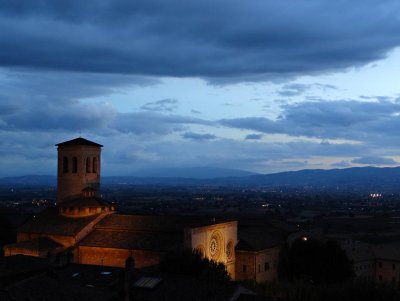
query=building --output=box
[3,138,242,278]
[341,239,400,285]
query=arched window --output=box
[92,157,98,173]
[72,157,78,173]
[86,157,91,173]
[63,157,69,173]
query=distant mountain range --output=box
[2,166,400,191]
[127,167,257,179]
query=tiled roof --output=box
[18,207,101,236]
[55,137,103,147]
[6,237,63,251]
[95,214,233,233]
[5,263,119,301]
[79,229,182,251]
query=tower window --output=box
[63,157,69,173]
[86,157,92,173]
[93,157,98,173]
[72,157,78,173]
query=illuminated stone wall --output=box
[78,246,162,268]
[185,221,238,279]
[235,246,280,283]
[57,145,101,203]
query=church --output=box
[4,137,284,282]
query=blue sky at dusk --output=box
[1,0,400,176]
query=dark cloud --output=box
[0,1,399,80]
[220,99,400,142]
[351,156,398,165]
[182,132,217,141]
[245,134,264,140]
[140,99,178,112]
[1,102,116,132]
[112,113,212,136]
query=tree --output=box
[279,238,353,285]
[159,249,230,283]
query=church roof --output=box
[95,214,235,233]
[79,230,183,251]
[18,207,101,236]
[6,236,63,251]
[55,137,103,147]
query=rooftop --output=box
[6,236,63,251]
[18,207,101,236]
[79,229,183,251]
[95,214,234,233]
[4,263,119,301]
[55,137,103,147]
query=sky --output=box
[1,0,400,177]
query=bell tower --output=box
[56,137,103,204]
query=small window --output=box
[393,264,396,270]
[379,262,383,268]
[258,264,261,273]
[86,157,91,173]
[379,275,382,281]
[243,265,247,273]
[72,157,78,173]
[93,157,98,173]
[265,262,270,271]
[63,157,69,173]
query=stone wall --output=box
[235,246,281,283]
[57,145,101,202]
[78,246,163,268]
[185,221,238,279]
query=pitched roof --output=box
[5,263,119,301]
[55,137,103,147]
[95,214,234,233]
[79,229,182,251]
[6,237,63,251]
[18,207,101,236]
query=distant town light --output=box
[302,236,308,241]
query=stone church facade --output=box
[4,138,240,279]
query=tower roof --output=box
[55,137,103,147]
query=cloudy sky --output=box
[1,0,400,177]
